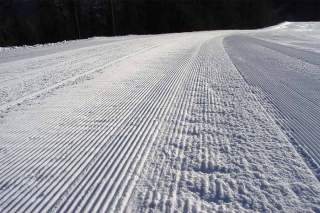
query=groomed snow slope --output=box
[0,24,320,212]
[224,22,320,175]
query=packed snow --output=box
[0,23,319,212]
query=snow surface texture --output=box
[224,34,320,176]
[0,23,320,212]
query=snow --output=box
[0,24,320,212]
[224,27,320,178]
[0,35,146,64]
[255,22,320,53]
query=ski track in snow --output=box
[0,23,320,212]
[126,36,320,212]
[224,34,320,176]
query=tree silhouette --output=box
[0,0,319,46]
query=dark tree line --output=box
[0,0,319,46]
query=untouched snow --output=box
[0,24,320,212]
